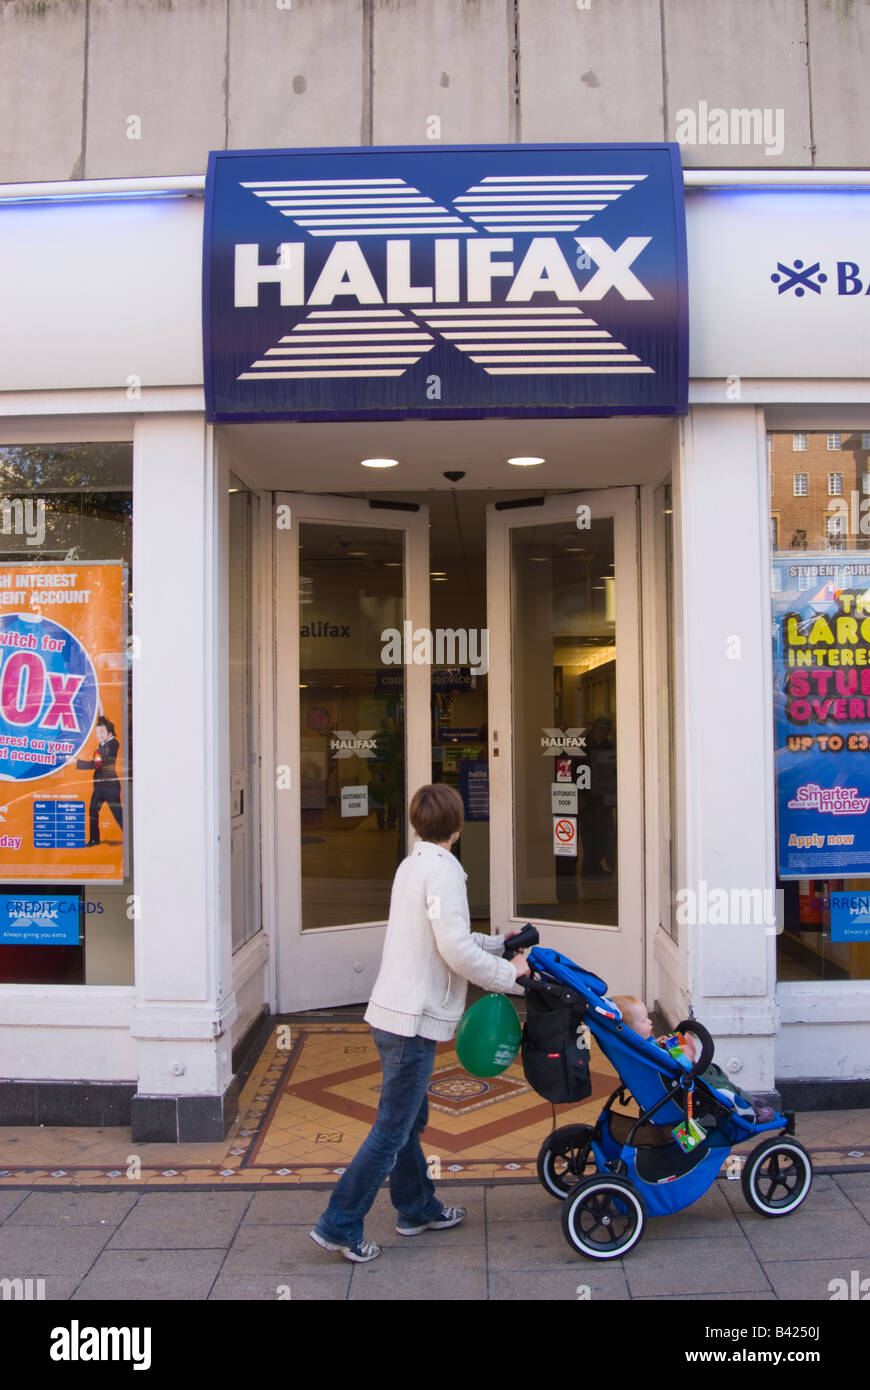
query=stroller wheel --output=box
[741,1136,813,1218]
[561,1175,646,1260]
[537,1125,596,1200]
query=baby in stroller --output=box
[610,994,775,1124]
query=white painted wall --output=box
[4,188,870,399]
[677,405,779,1091]
[129,413,235,1098]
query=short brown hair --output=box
[409,783,464,843]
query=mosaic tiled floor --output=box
[2,1022,870,1187]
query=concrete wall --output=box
[2,0,869,183]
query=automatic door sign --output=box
[552,782,578,815]
[553,815,578,857]
[204,144,687,421]
[340,785,368,817]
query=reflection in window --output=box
[511,518,617,928]
[770,429,870,983]
[0,443,133,986]
[298,523,406,931]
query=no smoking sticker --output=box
[553,815,577,857]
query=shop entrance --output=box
[273,484,643,1010]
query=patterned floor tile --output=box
[2,1022,870,1187]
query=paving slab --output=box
[243,1190,333,1226]
[0,1224,111,1277]
[623,1236,772,1298]
[486,1183,558,1221]
[486,1217,580,1271]
[348,1242,487,1301]
[5,1191,138,1227]
[72,1248,225,1301]
[108,1192,251,1249]
[834,1172,870,1195]
[737,1210,870,1262]
[0,1190,29,1221]
[634,1291,778,1301]
[209,1271,351,1301]
[489,1265,631,1301]
[761,1257,870,1301]
[223,1223,337,1279]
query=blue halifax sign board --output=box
[203,144,688,422]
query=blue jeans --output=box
[313,1028,443,1246]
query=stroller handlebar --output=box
[502,923,540,959]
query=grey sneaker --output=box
[396,1205,467,1236]
[309,1229,381,1262]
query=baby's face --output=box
[627,1003,654,1039]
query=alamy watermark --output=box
[381,622,488,677]
[675,103,784,158]
[675,881,784,933]
[0,497,45,547]
[0,1275,45,1300]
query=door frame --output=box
[273,491,430,1012]
[486,486,645,994]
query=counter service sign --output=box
[0,564,126,883]
[203,144,687,421]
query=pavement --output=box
[2,1167,870,1303]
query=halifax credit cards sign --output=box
[203,144,688,423]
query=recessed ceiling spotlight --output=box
[361,457,399,468]
[507,456,545,467]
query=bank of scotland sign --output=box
[203,144,688,422]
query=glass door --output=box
[274,493,430,1010]
[486,488,644,992]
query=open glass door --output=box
[486,488,643,993]
[275,493,430,1010]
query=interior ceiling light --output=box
[361,457,399,468]
[507,456,545,467]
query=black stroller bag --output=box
[521,982,592,1103]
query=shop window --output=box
[770,428,870,983]
[0,443,133,985]
[792,433,807,451]
[826,513,847,549]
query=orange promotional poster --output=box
[0,563,126,883]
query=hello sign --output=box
[203,143,688,421]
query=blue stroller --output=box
[518,945,813,1260]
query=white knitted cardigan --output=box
[364,839,521,1041]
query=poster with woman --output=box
[0,562,126,882]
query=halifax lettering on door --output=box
[203,144,688,422]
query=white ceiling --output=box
[219,414,676,493]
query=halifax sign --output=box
[203,144,688,423]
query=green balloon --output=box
[455,994,522,1077]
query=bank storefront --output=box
[0,147,868,1140]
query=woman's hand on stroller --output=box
[511,953,531,978]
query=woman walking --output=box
[310,782,529,1262]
